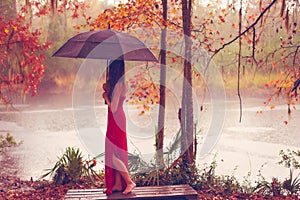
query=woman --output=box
[102,60,136,195]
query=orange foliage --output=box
[128,66,160,115]
[0,15,51,100]
[77,0,185,113]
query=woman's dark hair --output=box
[107,60,125,101]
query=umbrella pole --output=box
[104,59,109,105]
[106,59,109,82]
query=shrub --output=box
[0,133,19,151]
[278,149,300,195]
[41,147,100,185]
[282,169,300,195]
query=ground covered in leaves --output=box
[0,142,72,200]
[0,175,299,200]
[0,175,107,200]
[0,176,68,200]
[0,147,102,199]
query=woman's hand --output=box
[103,83,108,92]
[102,92,108,101]
[103,92,111,108]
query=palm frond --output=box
[165,128,181,155]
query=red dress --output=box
[105,96,128,195]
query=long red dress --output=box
[105,96,128,195]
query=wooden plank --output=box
[64,184,197,200]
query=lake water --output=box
[0,94,299,184]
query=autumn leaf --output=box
[4,28,9,34]
[218,15,225,23]
[139,110,145,115]
[268,97,272,101]
[171,8,177,14]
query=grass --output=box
[0,133,20,152]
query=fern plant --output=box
[41,147,100,185]
[283,169,300,195]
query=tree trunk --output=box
[156,0,167,170]
[181,0,194,164]
[47,0,63,42]
[25,0,33,25]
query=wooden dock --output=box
[64,184,198,200]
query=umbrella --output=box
[52,30,157,159]
[53,29,157,62]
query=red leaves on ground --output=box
[0,175,106,200]
[0,176,68,200]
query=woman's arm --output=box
[103,83,121,113]
[110,84,121,112]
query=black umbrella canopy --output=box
[53,29,158,62]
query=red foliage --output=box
[0,0,88,104]
[0,13,51,103]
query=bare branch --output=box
[211,0,279,58]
